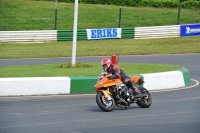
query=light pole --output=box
[71,0,79,66]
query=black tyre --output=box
[136,87,152,108]
[96,91,115,112]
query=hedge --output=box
[36,0,200,8]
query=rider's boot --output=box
[125,79,141,100]
[132,84,140,95]
[131,84,143,98]
[128,88,135,101]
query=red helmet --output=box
[101,58,112,71]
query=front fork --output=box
[98,87,112,99]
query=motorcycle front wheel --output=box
[96,91,115,112]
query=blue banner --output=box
[180,24,200,37]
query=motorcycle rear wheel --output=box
[136,87,152,108]
[96,91,115,112]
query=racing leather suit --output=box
[107,64,140,95]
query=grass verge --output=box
[0,63,182,77]
[0,37,200,59]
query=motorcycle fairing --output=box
[98,87,112,99]
[130,76,144,85]
[95,74,122,90]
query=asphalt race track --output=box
[0,54,200,133]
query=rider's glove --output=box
[109,75,116,79]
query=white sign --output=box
[86,28,122,40]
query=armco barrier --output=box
[0,30,57,43]
[0,24,199,43]
[0,68,191,96]
[135,25,180,39]
[1,24,191,43]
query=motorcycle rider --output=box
[101,58,141,100]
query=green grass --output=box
[0,0,199,77]
[0,63,182,77]
[0,37,199,59]
[0,0,199,60]
[0,0,200,30]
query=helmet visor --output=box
[102,64,107,71]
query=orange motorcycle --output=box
[94,72,152,112]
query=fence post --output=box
[177,0,182,25]
[54,0,58,30]
[118,8,122,28]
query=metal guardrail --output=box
[135,25,180,39]
[0,25,181,43]
[0,30,57,43]
[57,29,87,41]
